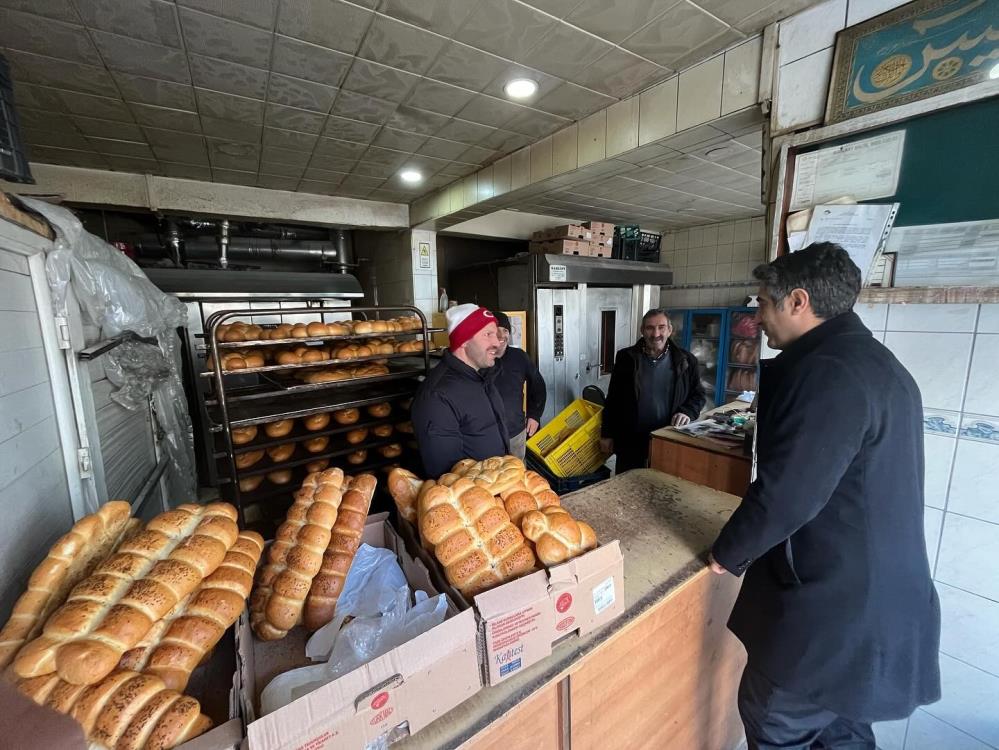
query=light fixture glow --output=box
[399,169,423,184]
[504,78,538,99]
[990,62,999,79]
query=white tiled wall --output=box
[868,302,999,750]
[410,229,438,319]
[773,0,909,133]
[659,216,767,307]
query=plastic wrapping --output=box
[19,197,197,503]
[260,544,448,716]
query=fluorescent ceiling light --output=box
[990,62,999,79]
[399,169,422,184]
[504,78,538,99]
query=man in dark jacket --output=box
[710,243,940,749]
[412,304,508,477]
[599,308,706,473]
[491,311,546,460]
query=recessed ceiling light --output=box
[504,78,538,100]
[990,62,999,79]
[399,169,423,184]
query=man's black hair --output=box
[752,242,861,319]
[642,308,671,325]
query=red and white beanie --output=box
[446,304,496,351]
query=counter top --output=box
[650,426,751,458]
[398,469,740,749]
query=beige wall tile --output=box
[448,182,463,212]
[677,54,724,131]
[462,174,476,207]
[511,146,530,190]
[578,109,606,166]
[531,135,554,182]
[722,37,762,115]
[476,165,493,201]
[553,123,578,175]
[606,95,639,157]
[493,155,512,196]
[639,76,678,145]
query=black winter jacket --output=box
[411,351,509,477]
[601,338,706,440]
[494,347,546,436]
[713,311,941,722]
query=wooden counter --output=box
[396,470,747,750]
[649,427,752,497]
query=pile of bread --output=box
[294,362,391,384]
[250,469,378,638]
[214,316,422,344]
[207,338,426,372]
[387,456,598,599]
[0,500,263,749]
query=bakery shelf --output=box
[222,434,405,479]
[200,348,442,377]
[221,414,406,456]
[209,327,444,350]
[206,367,422,406]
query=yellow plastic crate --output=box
[527,398,604,478]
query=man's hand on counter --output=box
[672,413,692,427]
[599,437,614,454]
[527,418,540,437]
[708,552,728,575]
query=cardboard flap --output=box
[473,570,549,619]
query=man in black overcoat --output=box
[710,242,941,749]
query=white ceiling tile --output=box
[565,0,684,44]
[262,126,319,150]
[0,8,101,65]
[271,35,352,87]
[418,136,469,160]
[178,0,278,30]
[26,146,107,168]
[160,162,213,180]
[276,0,372,54]
[372,127,428,153]
[22,127,90,150]
[256,173,300,190]
[425,41,508,93]
[195,87,264,123]
[404,78,476,117]
[621,1,731,68]
[323,115,380,143]
[341,58,419,103]
[87,136,156,159]
[72,116,144,141]
[570,47,670,98]
[435,117,494,145]
[386,105,451,136]
[0,0,78,22]
[357,15,448,75]
[4,50,119,97]
[199,115,262,143]
[502,108,569,139]
[454,0,557,60]
[179,7,273,68]
[455,95,524,129]
[268,72,338,112]
[534,81,616,120]
[264,103,327,134]
[114,73,196,110]
[331,90,398,124]
[90,30,191,83]
[128,102,201,131]
[262,145,312,167]
[212,167,258,185]
[11,82,68,111]
[378,0,475,36]
[521,23,616,80]
[314,137,367,159]
[57,91,135,121]
[76,0,181,47]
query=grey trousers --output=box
[509,429,527,459]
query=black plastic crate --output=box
[612,231,661,263]
[525,451,611,495]
[0,54,33,184]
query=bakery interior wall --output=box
[353,228,439,320]
[767,2,999,749]
[437,234,526,310]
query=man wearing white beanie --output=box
[411,304,510,476]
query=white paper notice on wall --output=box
[790,130,905,211]
[804,203,899,284]
[550,264,567,282]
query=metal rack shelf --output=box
[208,327,444,350]
[204,304,432,526]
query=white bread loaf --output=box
[17,670,211,750]
[14,503,239,685]
[0,501,136,671]
[387,467,424,523]
[502,471,562,525]
[419,478,537,597]
[520,506,598,566]
[446,456,527,496]
[118,531,263,690]
[303,474,376,631]
[250,469,347,640]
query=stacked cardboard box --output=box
[529,222,615,257]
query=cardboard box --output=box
[530,238,590,256]
[589,242,611,258]
[241,514,481,750]
[583,221,614,236]
[397,517,625,686]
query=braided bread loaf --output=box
[446,456,527,496]
[17,670,211,750]
[0,501,136,671]
[119,531,263,690]
[14,503,239,685]
[520,506,598,566]
[419,478,537,597]
[250,469,348,640]
[303,474,376,631]
[387,468,424,523]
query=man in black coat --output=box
[412,304,509,477]
[599,308,706,473]
[491,311,546,460]
[710,243,940,749]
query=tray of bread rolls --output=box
[217,384,415,429]
[210,316,441,349]
[203,340,439,375]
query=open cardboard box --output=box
[236,512,481,750]
[396,515,625,686]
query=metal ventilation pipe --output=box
[165,219,184,267]
[330,229,355,273]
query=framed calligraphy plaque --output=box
[825,0,999,124]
